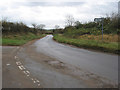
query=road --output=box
[0,46,2,89]
[3,35,118,88]
[34,35,118,83]
[2,46,38,88]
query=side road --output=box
[2,46,39,88]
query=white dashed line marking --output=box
[6,64,10,66]
[16,61,22,66]
[20,65,26,70]
[26,70,30,74]
[31,78,34,80]
[14,56,18,59]
[23,71,27,74]
[27,74,30,77]
[36,80,40,83]
[33,81,36,83]
[38,84,40,86]
[15,56,41,87]
[18,66,23,70]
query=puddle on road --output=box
[46,60,66,69]
[49,61,59,64]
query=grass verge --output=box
[53,34,120,55]
[2,33,46,46]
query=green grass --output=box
[0,38,2,45]
[2,33,46,46]
[53,34,120,54]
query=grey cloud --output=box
[0,1,118,29]
[77,2,118,16]
[13,2,85,7]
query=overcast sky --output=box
[0,0,119,29]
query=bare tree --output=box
[74,21,80,26]
[55,25,60,29]
[37,24,45,30]
[31,23,37,34]
[32,23,37,28]
[32,23,37,30]
[74,21,82,29]
[65,15,75,26]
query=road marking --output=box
[27,74,30,77]
[26,70,30,74]
[33,81,36,83]
[31,78,34,80]
[30,78,41,86]
[6,64,10,66]
[18,66,23,70]
[16,61,22,66]
[20,65,26,70]
[15,57,41,87]
[36,80,40,83]
[23,71,30,76]
[14,56,18,59]
[23,71,27,74]
[38,84,40,86]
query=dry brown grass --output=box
[78,34,119,42]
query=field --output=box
[53,34,119,54]
[2,33,46,46]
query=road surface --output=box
[34,35,118,83]
[0,46,2,89]
[2,46,38,88]
[3,35,118,88]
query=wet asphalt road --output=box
[0,46,2,89]
[34,35,118,84]
[2,46,38,88]
[2,35,118,88]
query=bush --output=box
[63,13,119,35]
[2,20,39,35]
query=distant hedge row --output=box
[1,20,39,35]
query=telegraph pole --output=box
[102,20,103,41]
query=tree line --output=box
[1,19,46,35]
[1,12,119,35]
[54,13,120,35]
[76,13,119,34]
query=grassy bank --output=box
[53,34,119,54]
[2,33,46,46]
